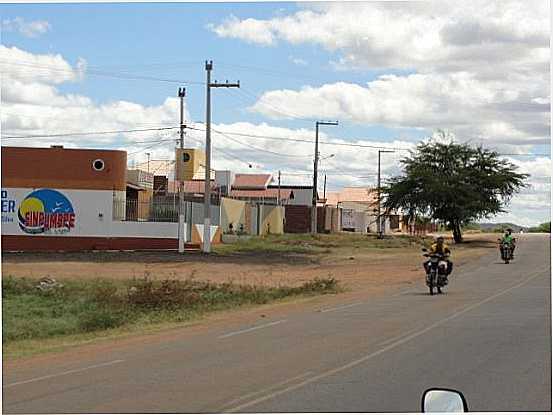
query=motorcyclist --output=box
[500,229,516,258]
[423,236,453,278]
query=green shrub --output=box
[2,276,34,297]
[77,308,126,332]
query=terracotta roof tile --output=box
[324,187,378,204]
[230,188,292,199]
[232,174,272,190]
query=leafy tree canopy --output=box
[528,222,551,233]
[382,136,528,242]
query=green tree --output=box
[382,138,528,243]
[529,222,551,233]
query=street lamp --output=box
[320,154,335,201]
[312,121,338,235]
[146,152,151,173]
[320,153,335,161]
[377,150,395,239]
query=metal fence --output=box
[113,198,221,225]
[114,199,179,222]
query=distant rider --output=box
[423,236,453,279]
[500,229,516,258]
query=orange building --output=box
[1,146,188,251]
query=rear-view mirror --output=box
[422,388,468,412]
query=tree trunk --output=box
[451,221,463,243]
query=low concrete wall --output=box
[109,221,181,239]
[1,235,184,251]
[260,205,284,235]
[220,197,247,234]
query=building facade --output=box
[1,146,220,251]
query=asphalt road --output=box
[3,234,551,413]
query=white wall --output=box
[286,188,312,206]
[1,187,188,239]
[111,221,184,239]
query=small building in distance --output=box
[325,186,405,233]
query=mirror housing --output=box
[422,388,468,412]
[421,248,428,252]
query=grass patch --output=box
[214,233,433,255]
[2,275,339,351]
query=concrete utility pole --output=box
[311,121,338,235]
[178,87,186,252]
[377,150,394,239]
[203,61,239,253]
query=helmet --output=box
[437,236,445,242]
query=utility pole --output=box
[277,170,281,206]
[178,87,186,252]
[311,121,338,235]
[146,153,151,173]
[323,174,327,200]
[203,61,239,253]
[377,150,394,239]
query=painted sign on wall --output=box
[1,190,16,224]
[1,187,111,237]
[17,189,76,234]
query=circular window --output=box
[92,159,105,171]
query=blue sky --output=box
[0,1,550,226]
[0,2,424,141]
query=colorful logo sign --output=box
[1,190,16,224]
[18,189,76,234]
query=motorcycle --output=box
[498,239,513,264]
[422,249,448,295]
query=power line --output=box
[210,126,312,159]
[187,124,552,156]
[3,121,549,159]
[1,111,179,130]
[236,87,317,123]
[0,60,206,85]
[127,140,171,156]
[2,126,180,139]
[185,134,255,169]
[187,124,411,151]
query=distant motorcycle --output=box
[498,239,513,264]
[422,249,448,295]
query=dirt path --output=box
[2,233,497,293]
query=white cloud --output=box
[250,72,550,147]
[208,16,276,46]
[210,1,550,151]
[2,17,51,38]
[209,1,549,75]
[1,46,187,160]
[289,56,307,66]
[486,156,551,225]
[0,45,82,84]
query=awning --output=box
[126,183,146,191]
